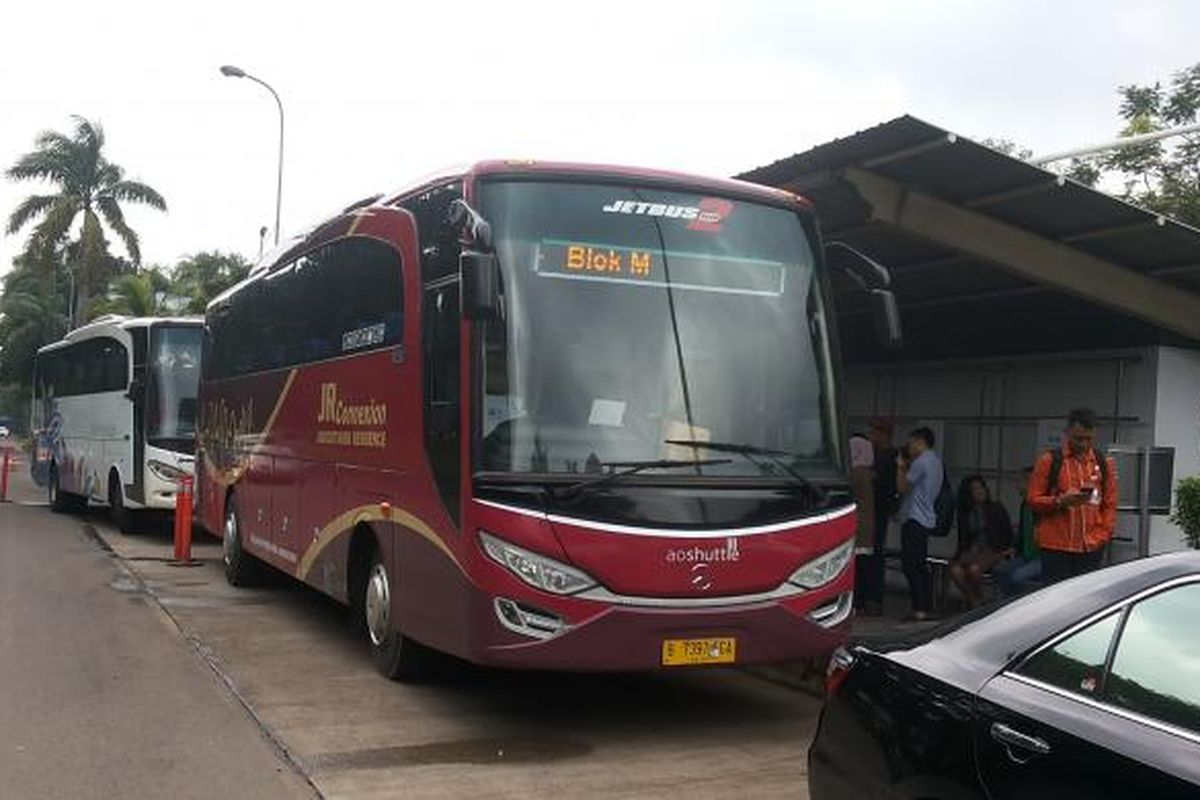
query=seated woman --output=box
[949,475,1013,609]
[994,466,1042,597]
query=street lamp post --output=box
[220,65,284,245]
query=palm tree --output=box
[5,116,166,323]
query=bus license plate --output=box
[661,637,737,666]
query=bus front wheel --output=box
[361,548,435,682]
[223,497,260,587]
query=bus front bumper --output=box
[470,584,853,671]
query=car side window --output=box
[1105,583,1200,735]
[1018,611,1120,699]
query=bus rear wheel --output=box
[108,471,135,534]
[223,497,261,587]
[48,463,84,513]
[360,548,435,682]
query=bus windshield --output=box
[476,180,840,480]
[147,325,202,453]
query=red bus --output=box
[197,161,898,680]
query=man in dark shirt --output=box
[859,417,896,616]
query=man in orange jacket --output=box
[1026,407,1118,583]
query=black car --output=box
[810,551,1200,799]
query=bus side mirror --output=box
[125,376,144,402]
[825,241,903,351]
[461,251,501,321]
[869,289,903,351]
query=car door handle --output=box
[991,723,1051,762]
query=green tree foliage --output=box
[982,137,1034,160]
[1097,63,1200,225]
[169,250,251,314]
[5,117,166,319]
[1171,475,1200,549]
[0,251,70,406]
[88,269,171,319]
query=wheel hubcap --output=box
[365,562,391,647]
[223,512,237,567]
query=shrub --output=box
[1170,476,1200,550]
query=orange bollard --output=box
[0,446,10,503]
[172,475,195,563]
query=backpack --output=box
[1046,448,1110,503]
[932,473,956,537]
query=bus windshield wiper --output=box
[557,458,732,500]
[663,440,826,500]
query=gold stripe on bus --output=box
[296,503,461,580]
[261,368,298,441]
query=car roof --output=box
[864,551,1200,692]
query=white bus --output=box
[31,315,203,529]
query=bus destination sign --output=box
[535,239,785,297]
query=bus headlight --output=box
[147,459,188,483]
[479,532,597,596]
[787,539,853,589]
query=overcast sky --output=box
[2,0,1198,275]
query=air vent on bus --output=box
[494,598,566,640]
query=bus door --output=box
[245,452,274,557]
[422,278,461,527]
[127,327,148,505]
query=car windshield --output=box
[146,325,202,453]
[475,179,840,479]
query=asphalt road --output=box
[1,466,822,798]
[0,469,314,799]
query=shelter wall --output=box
[1151,347,1200,554]
[846,348,1164,560]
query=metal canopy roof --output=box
[738,116,1200,364]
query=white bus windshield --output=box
[147,325,202,452]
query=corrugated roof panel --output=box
[1070,224,1198,271]
[744,116,947,186]
[890,258,1031,301]
[826,225,952,265]
[982,183,1149,239]
[738,114,1200,360]
[873,141,1051,205]
[1163,270,1200,294]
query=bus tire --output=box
[361,547,434,682]
[108,470,134,534]
[48,463,82,513]
[223,496,260,587]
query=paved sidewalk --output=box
[0,477,315,799]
